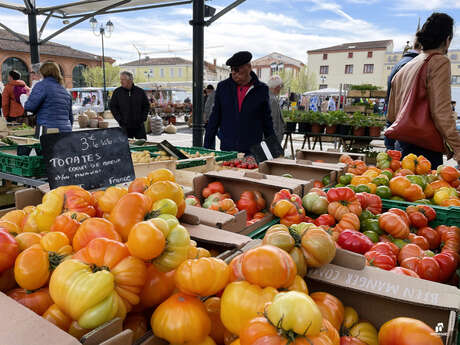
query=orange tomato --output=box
[137,264,176,310]
[310,292,344,330]
[1,210,26,229]
[15,232,42,251]
[378,317,443,345]
[127,221,166,260]
[128,177,150,193]
[145,181,185,217]
[72,217,121,251]
[147,168,175,184]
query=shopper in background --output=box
[384,38,421,150]
[24,62,72,132]
[204,51,275,154]
[2,70,29,122]
[203,84,215,124]
[387,12,460,168]
[267,75,285,144]
[328,96,337,111]
[320,97,329,112]
[109,71,150,139]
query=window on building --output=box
[452,76,460,85]
[343,84,351,91]
[160,68,165,77]
[72,64,87,87]
[451,54,457,60]
[320,65,329,74]
[319,84,328,89]
[367,51,373,58]
[363,64,374,74]
[323,53,328,60]
[348,52,353,58]
[1,57,29,85]
[178,68,182,77]
[345,64,353,74]
[387,66,392,70]
[170,68,174,77]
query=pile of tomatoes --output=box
[337,152,460,207]
[221,156,258,169]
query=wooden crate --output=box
[371,90,387,98]
[347,90,371,98]
[344,105,367,113]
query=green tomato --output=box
[375,186,392,199]
[348,185,357,192]
[406,175,427,191]
[361,218,383,235]
[356,184,371,193]
[372,175,389,186]
[415,199,432,205]
[335,184,346,188]
[391,195,405,201]
[282,173,293,178]
[302,192,329,215]
[152,198,178,217]
[339,174,353,185]
[424,250,435,257]
[363,231,379,243]
[426,174,439,184]
[392,238,409,249]
[359,209,375,222]
[376,160,391,170]
[380,170,393,180]
[322,175,331,187]
[376,152,389,162]
[157,214,180,230]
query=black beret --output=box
[226,51,252,67]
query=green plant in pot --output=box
[336,111,351,135]
[369,115,385,137]
[283,109,298,133]
[310,111,325,134]
[298,111,312,133]
[323,111,339,134]
[351,112,366,136]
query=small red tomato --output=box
[314,214,336,227]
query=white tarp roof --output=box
[0,0,25,10]
[52,0,185,16]
[303,88,340,96]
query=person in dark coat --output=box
[109,71,150,139]
[24,62,72,132]
[204,51,275,154]
[384,38,421,150]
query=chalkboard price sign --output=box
[40,128,135,189]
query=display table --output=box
[0,172,47,187]
[283,131,384,155]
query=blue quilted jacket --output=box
[25,77,73,132]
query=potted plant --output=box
[369,115,385,137]
[283,110,297,133]
[310,111,325,134]
[298,111,312,133]
[323,111,339,134]
[351,112,366,136]
[336,111,351,135]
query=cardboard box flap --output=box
[184,223,251,248]
[0,292,81,345]
[332,248,367,270]
[99,329,133,345]
[183,205,239,227]
[15,188,44,209]
[296,149,366,163]
[81,318,123,345]
[307,264,460,310]
[135,331,168,345]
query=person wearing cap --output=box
[267,75,285,144]
[203,84,215,123]
[204,51,275,154]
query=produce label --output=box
[40,128,135,189]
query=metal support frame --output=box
[191,0,205,147]
[0,22,29,43]
[205,0,246,26]
[38,10,53,39]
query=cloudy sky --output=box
[0,0,459,65]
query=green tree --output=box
[278,66,317,94]
[82,63,121,87]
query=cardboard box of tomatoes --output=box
[296,149,367,164]
[188,170,305,235]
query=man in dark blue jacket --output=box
[204,51,275,154]
[384,39,421,149]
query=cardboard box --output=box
[258,158,342,193]
[190,170,304,235]
[133,160,176,178]
[296,149,367,164]
[347,90,371,98]
[0,293,131,345]
[307,259,460,345]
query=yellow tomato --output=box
[350,321,379,345]
[351,176,371,186]
[362,170,380,180]
[433,189,451,205]
[366,183,377,194]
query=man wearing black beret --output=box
[203,51,275,154]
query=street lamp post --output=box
[90,17,114,110]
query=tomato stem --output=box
[48,252,66,271]
[90,264,110,273]
[144,210,161,220]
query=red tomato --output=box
[390,267,420,278]
[314,214,336,227]
[401,256,440,282]
[338,230,374,254]
[313,180,324,188]
[0,229,19,273]
[408,212,428,228]
[365,251,397,270]
[416,227,441,250]
[434,252,457,282]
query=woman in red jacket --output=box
[1,70,29,122]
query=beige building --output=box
[307,40,394,90]
[384,49,460,88]
[252,52,305,83]
[120,57,229,85]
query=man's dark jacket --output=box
[109,84,150,128]
[386,50,420,103]
[204,71,275,153]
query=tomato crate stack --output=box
[0,144,46,177]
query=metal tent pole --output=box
[27,3,40,64]
[191,0,205,147]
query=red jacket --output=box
[2,80,29,118]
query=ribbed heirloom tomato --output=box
[137,264,175,310]
[7,287,53,315]
[72,217,121,251]
[310,292,344,330]
[0,229,19,273]
[378,317,443,345]
[205,297,226,345]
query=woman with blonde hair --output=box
[25,61,73,132]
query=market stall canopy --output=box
[0,0,25,11]
[303,88,341,97]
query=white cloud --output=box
[395,0,460,10]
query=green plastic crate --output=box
[0,144,46,177]
[381,198,460,227]
[130,145,238,170]
[247,218,280,239]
